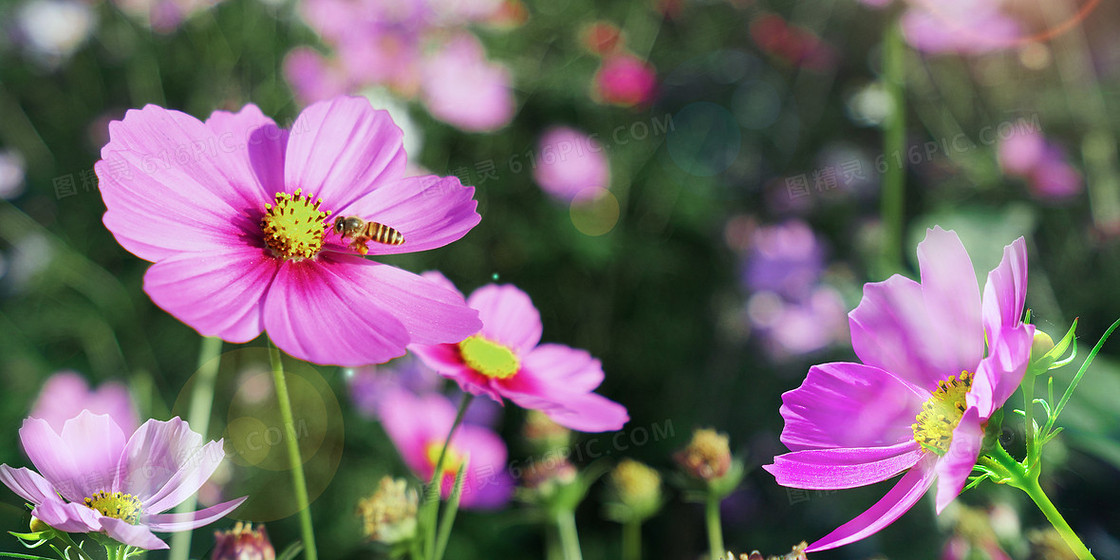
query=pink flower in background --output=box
[380,390,512,509]
[532,127,610,203]
[0,412,246,549]
[411,275,628,432]
[346,354,502,426]
[749,13,838,70]
[111,0,226,33]
[764,227,1034,551]
[857,0,1021,54]
[420,35,515,132]
[593,54,657,108]
[998,130,1082,201]
[30,371,139,434]
[95,96,482,366]
[283,48,354,106]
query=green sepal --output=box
[1028,319,1078,376]
[981,408,1005,452]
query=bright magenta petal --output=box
[981,237,1028,341]
[452,425,512,509]
[969,323,1034,418]
[263,258,409,366]
[916,227,984,371]
[935,407,982,513]
[764,442,924,490]
[536,392,629,432]
[97,105,265,262]
[100,516,169,550]
[806,454,938,552]
[203,104,288,200]
[284,96,406,211]
[514,344,605,395]
[144,496,247,531]
[466,284,543,355]
[779,362,924,451]
[333,175,481,256]
[143,247,277,343]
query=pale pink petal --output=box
[262,257,409,366]
[850,275,952,392]
[97,105,266,262]
[0,465,60,504]
[935,408,982,513]
[116,417,204,505]
[467,284,542,354]
[21,413,123,502]
[806,455,938,552]
[30,372,139,434]
[916,227,984,372]
[283,96,406,212]
[968,323,1034,418]
[779,362,925,451]
[204,104,288,200]
[100,516,169,549]
[330,175,480,256]
[142,440,225,514]
[19,418,85,502]
[32,498,102,533]
[143,246,276,343]
[764,442,924,490]
[144,496,247,531]
[981,237,1028,342]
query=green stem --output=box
[432,462,467,560]
[880,19,907,278]
[169,336,223,560]
[545,524,562,560]
[52,533,93,560]
[1020,477,1096,560]
[622,520,640,560]
[268,343,317,560]
[1021,372,1038,469]
[705,494,724,560]
[422,394,474,560]
[555,510,583,560]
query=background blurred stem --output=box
[268,343,317,560]
[705,494,723,560]
[622,519,640,560]
[168,336,222,560]
[879,20,907,278]
[555,509,582,560]
[422,394,473,560]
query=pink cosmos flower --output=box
[532,126,610,203]
[592,54,657,108]
[95,96,482,367]
[410,275,628,433]
[420,34,515,132]
[998,130,1082,201]
[379,389,512,509]
[858,0,1022,54]
[764,227,1035,551]
[283,47,354,106]
[30,371,139,434]
[0,411,246,549]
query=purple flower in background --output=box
[765,227,1035,551]
[29,371,140,434]
[742,220,825,301]
[283,48,353,106]
[111,0,227,33]
[420,34,514,132]
[749,286,849,358]
[347,355,501,426]
[532,127,610,203]
[998,130,1082,201]
[0,412,246,549]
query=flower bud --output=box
[522,410,571,452]
[29,516,49,533]
[725,541,808,560]
[675,428,732,481]
[356,477,418,545]
[212,523,275,560]
[608,459,662,520]
[521,457,578,492]
[1032,330,1055,360]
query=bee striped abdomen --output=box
[365,222,405,245]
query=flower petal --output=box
[116,417,205,505]
[452,425,512,509]
[764,442,924,490]
[806,454,938,552]
[100,516,169,550]
[332,175,481,256]
[534,392,629,433]
[32,498,103,533]
[916,227,985,371]
[141,441,225,514]
[284,96,406,211]
[144,496,247,531]
[0,465,58,505]
[203,104,288,199]
[779,362,925,451]
[262,257,409,366]
[935,407,982,513]
[143,246,277,343]
[982,237,1028,342]
[968,323,1034,418]
[513,344,604,395]
[97,105,266,262]
[851,275,955,392]
[21,413,124,502]
[464,284,543,355]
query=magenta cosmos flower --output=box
[592,54,656,108]
[30,371,139,434]
[95,96,482,366]
[0,411,245,549]
[764,227,1035,551]
[380,389,512,509]
[411,275,628,432]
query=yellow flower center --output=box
[83,491,142,524]
[458,335,520,379]
[425,442,466,477]
[260,189,332,261]
[912,371,974,455]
